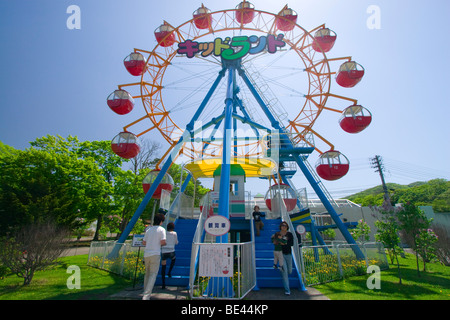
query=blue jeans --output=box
[280,253,293,293]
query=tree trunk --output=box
[395,254,402,285]
[93,214,103,241]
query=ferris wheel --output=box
[106,1,371,261]
[107,1,372,182]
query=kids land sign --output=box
[177,34,286,60]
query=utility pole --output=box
[370,155,391,205]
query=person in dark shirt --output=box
[252,205,265,236]
[278,221,294,295]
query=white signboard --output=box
[199,244,233,277]
[132,234,145,247]
[204,215,231,237]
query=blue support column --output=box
[204,63,236,298]
[217,67,235,244]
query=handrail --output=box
[162,191,182,229]
[249,211,257,291]
[188,192,257,299]
[188,193,210,292]
[279,194,307,291]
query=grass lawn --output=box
[1,252,449,300]
[0,255,131,300]
[313,253,450,300]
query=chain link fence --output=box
[87,240,389,290]
[300,242,389,286]
[87,240,145,282]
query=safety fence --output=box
[189,241,256,299]
[87,239,389,291]
[188,195,257,300]
[300,242,389,286]
[87,240,145,283]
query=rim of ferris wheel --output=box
[111,131,141,159]
[315,150,350,181]
[339,104,372,134]
[142,169,175,199]
[111,3,370,178]
[107,89,135,115]
[123,52,146,76]
[312,28,337,53]
[193,5,212,30]
[264,183,297,212]
[275,7,298,32]
[154,21,176,47]
[108,2,368,261]
[336,61,365,88]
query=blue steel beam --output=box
[217,67,235,243]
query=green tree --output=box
[415,228,438,272]
[350,219,371,242]
[0,136,114,237]
[373,204,404,284]
[77,139,128,240]
[397,203,433,277]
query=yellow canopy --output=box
[184,157,277,179]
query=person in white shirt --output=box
[142,213,166,300]
[160,222,178,289]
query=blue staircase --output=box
[155,218,197,287]
[254,217,302,289]
[152,217,302,290]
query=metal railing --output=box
[87,240,145,281]
[300,242,389,286]
[189,195,256,299]
[277,193,306,290]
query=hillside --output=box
[346,179,450,213]
[347,182,426,199]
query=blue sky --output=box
[1,0,449,199]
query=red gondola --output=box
[275,7,298,32]
[154,22,176,47]
[107,90,134,115]
[193,5,212,29]
[123,52,146,76]
[336,61,365,88]
[235,1,255,25]
[315,150,349,181]
[142,169,174,199]
[312,28,337,53]
[339,105,372,134]
[264,183,297,212]
[111,132,140,159]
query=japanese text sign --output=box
[177,34,286,60]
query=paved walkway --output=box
[109,285,329,300]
